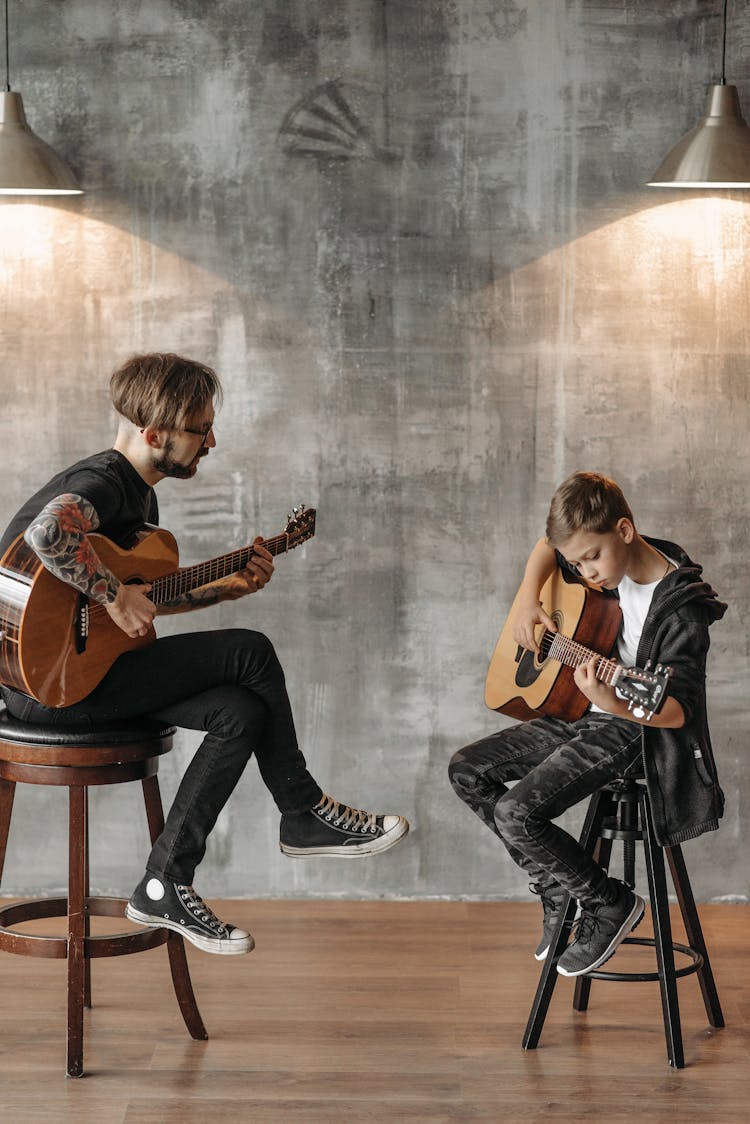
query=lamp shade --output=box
[0,90,83,195]
[648,84,750,188]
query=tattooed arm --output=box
[157,538,275,614]
[24,494,155,638]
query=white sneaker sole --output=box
[280,819,409,857]
[125,903,254,955]
[556,894,645,977]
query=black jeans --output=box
[4,629,323,884]
[448,713,643,905]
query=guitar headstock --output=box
[615,663,672,721]
[285,504,316,549]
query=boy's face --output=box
[556,518,634,590]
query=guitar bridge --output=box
[74,594,89,654]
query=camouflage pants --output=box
[448,713,643,905]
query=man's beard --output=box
[153,441,207,479]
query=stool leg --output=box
[639,789,684,1068]
[0,779,16,882]
[141,774,208,1041]
[572,827,615,1013]
[67,786,87,1078]
[83,788,92,1010]
[523,788,610,1050]
[666,845,724,1028]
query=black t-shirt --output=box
[0,449,159,557]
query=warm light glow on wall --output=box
[465,196,750,355]
[629,197,750,284]
[0,203,58,281]
[0,204,313,402]
[458,194,750,485]
[0,204,233,306]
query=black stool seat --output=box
[522,775,724,1068]
[0,710,176,745]
[0,711,175,783]
[0,705,208,1077]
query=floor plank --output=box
[0,900,746,1122]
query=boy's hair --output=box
[110,353,223,430]
[546,472,634,546]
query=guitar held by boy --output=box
[484,566,671,724]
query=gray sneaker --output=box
[556,880,644,977]
[126,874,254,956]
[530,881,567,961]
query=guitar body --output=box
[0,528,178,708]
[0,505,316,710]
[484,568,622,722]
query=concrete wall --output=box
[0,0,748,902]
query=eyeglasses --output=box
[182,422,215,446]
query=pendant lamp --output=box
[648,1,750,188]
[0,0,83,195]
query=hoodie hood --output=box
[644,535,727,625]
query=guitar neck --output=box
[542,631,620,686]
[149,532,292,605]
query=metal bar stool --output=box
[522,772,724,1068]
[0,706,208,1077]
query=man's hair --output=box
[109,353,223,430]
[546,471,634,546]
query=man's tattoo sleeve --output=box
[157,583,225,613]
[24,493,121,605]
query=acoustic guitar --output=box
[0,506,315,708]
[484,567,670,723]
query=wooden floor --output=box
[0,899,747,1122]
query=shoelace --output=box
[539,887,561,916]
[570,908,602,945]
[530,882,563,918]
[315,794,378,832]
[177,885,227,934]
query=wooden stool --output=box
[522,776,724,1067]
[0,706,208,1077]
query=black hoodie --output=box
[636,536,726,846]
[559,535,727,846]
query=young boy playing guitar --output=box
[0,353,409,956]
[449,472,725,976]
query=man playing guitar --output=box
[0,353,409,955]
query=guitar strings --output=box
[544,631,620,684]
[152,532,289,602]
[84,530,296,617]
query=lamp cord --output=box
[3,0,9,92]
[719,0,728,84]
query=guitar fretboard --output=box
[150,532,293,605]
[541,631,621,685]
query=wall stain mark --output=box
[278,79,400,164]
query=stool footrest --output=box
[583,936,703,982]
[0,896,169,958]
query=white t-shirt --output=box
[590,554,675,714]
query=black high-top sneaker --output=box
[126,874,254,955]
[280,794,409,857]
